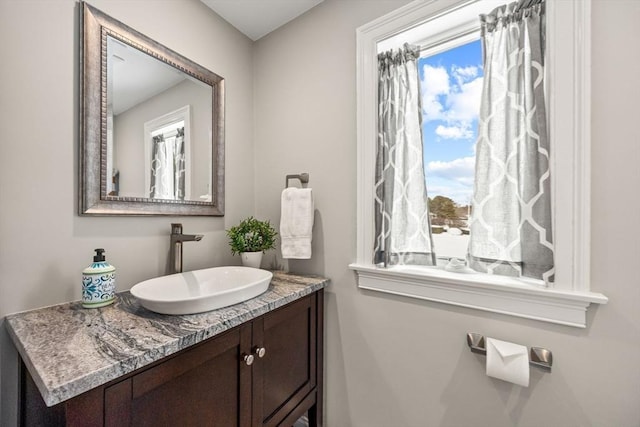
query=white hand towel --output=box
[280,188,314,259]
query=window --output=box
[420,39,482,263]
[352,0,607,328]
[144,105,192,201]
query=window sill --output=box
[349,263,608,328]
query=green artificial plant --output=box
[226,217,278,255]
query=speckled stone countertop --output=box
[5,271,328,407]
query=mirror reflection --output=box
[80,2,225,216]
[106,36,212,202]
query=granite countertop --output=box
[5,271,328,407]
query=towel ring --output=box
[285,173,309,188]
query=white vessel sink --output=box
[130,266,272,315]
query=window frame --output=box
[143,105,192,200]
[351,0,607,328]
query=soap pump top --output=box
[84,248,113,272]
[93,248,106,262]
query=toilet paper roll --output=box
[486,338,529,387]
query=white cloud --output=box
[423,64,450,95]
[452,65,479,86]
[420,62,484,139]
[445,77,483,123]
[425,157,476,205]
[426,157,475,186]
[421,64,450,121]
[435,124,473,140]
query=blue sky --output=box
[418,39,483,206]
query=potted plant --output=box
[226,216,278,268]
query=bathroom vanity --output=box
[6,272,327,426]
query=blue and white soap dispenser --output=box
[82,248,116,308]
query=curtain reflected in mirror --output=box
[149,125,185,200]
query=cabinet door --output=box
[105,323,252,427]
[252,294,317,427]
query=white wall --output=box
[0,0,254,424]
[254,0,640,425]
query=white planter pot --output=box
[240,251,263,269]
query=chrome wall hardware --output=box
[466,332,553,372]
[285,173,310,188]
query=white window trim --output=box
[352,0,607,328]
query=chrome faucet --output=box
[169,223,203,274]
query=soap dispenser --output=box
[82,248,116,308]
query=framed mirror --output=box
[80,2,224,216]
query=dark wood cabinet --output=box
[104,323,252,427]
[20,290,323,427]
[254,291,319,427]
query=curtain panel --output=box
[374,43,436,267]
[149,127,186,201]
[149,134,167,199]
[173,127,186,201]
[469,0,554,282]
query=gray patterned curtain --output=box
[469,0,554,282]
[149,127,185,200]
[173,127,186,201]
[149,134,166,199]
[374,44,436,267]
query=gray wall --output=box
[114,79,211,199]
[1,0,639,425]
[253,0,640,425]
[0,0,254,424]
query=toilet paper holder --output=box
[466,332,553,372]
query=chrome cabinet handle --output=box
[253,346,266,358]
[242,354,254,366]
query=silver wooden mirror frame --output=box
[80,2,225,216]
